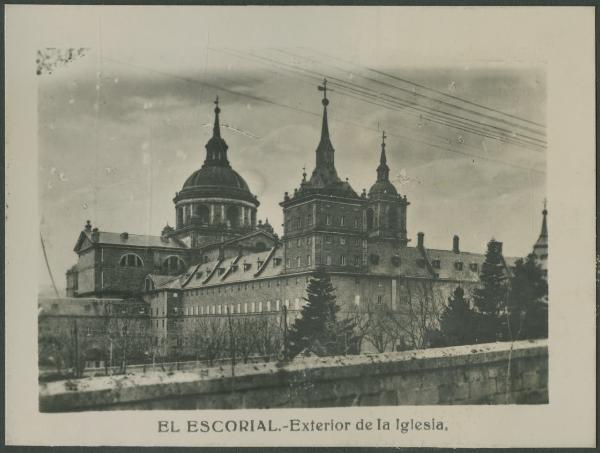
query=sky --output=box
[37,7,546,294]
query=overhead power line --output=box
[228,47,545,151]
[304,47,546,129]
[101,56,544,175]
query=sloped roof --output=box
[183,247,284,289]
[96,232,187,249]
[425,249,486,281]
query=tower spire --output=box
[376,130,390,182]
[540,199,548,238]
[203,95,230,168]
[318,78,330,140]
[213,96,221,138]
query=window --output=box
[340,237,346,245]
[307,255,312,266]
[469,263,479,272]
[266,301,271,311]
[341,255,346,265]
[354,238,361,246]
[297,238,301,246]
[340,216,345,226]
[326,255,332,265]
[286,258,291,268]
[354,256,360,266]
[307,214,313,226]
[354,218,360,229]
[162,256,185,274]
[326,235,332,243]
[432,259,441,269]
[119,253,143,267]
[377,295,383,304]
[454,261,464,271]
[366,208,374,231]
[326,215,331,225]
[296,256,301,267]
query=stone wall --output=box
[39,339,548,412]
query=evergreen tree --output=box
[506,254,548,340]
[287,269,358,358]
[439,286,477,346]
[472,239,509,343]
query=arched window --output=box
[144,276,154,291]
[162,256,186,275]
[226,205,240,228]
[366,208,375,231]
[119,253,143,267]
[389,206,398,228]
[176,207,184,228]
[194,204,210,225]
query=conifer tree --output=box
[472,239,509,343]
[506,254,548,340]
[287,269,358,358]
[439,286,476,346]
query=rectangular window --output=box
[340,237,346,245]
[354,255,360,266]
[296,256,301,267]
[286,258,291,268]
[326,255,332,265]
[326,235,332,243]
[354,218,359,228]
[454,262,464,271]
[307,255,312,266]
[341,255,346,265]
[297,238,301,246]
[340,216,345,226]
[276,300,280,311]
[432,259,441,269]
[307,214,312,226]
[251,302,256,312]
[266,301,271,311]
[377,295,383,304]
[326,215,331,225]
[470,263,479,272]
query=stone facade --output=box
[65,88,546,355]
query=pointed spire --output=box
[213,96,221,138]
[203,95,229,168]
[540,199,548,238]
[309,78,340,186]
[376,130,390,182]
[318,78,330,139]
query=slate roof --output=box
[94,232,187,249]
[183,247,284,289]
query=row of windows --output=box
[184,299,302,316]
[120,253,186,272]
[287,214,361,232]
[286,254,361,268]
[288,236,362,247]
[185,276,311,297]
[430,260,479,272]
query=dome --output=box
[183,166,250,192]
[177,165,258,205]
[368,180,398,197]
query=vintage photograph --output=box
[34,11,551,413]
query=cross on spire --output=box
[318,78,330,106]
[214,95,220,113]
[382,130,387,147]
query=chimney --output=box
[120,232,129,240]
[91,227,99,242]
[453,235,460,253]
[417,232,424,249]
[84,220,92,233]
